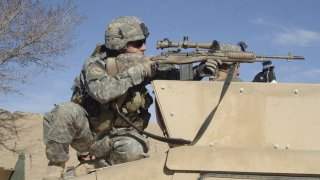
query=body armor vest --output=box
[71,45,152,138]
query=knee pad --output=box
[46,140,69,163]
[110,134,149,164]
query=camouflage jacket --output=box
[71,46,180,138]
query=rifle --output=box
[154,36,305,64]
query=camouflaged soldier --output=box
[215,62,242,82]
[43,16,221,179]
[252,61,277,83]
[43,16,154,179]
[211,41,248,82]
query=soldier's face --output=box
[126,39,147,55]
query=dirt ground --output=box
[0,109,169,180]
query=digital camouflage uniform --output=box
[43,16,216,179]
[43,53,153,166]
[43,16,156,171]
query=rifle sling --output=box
[115,65,235,146]
[115,104,191,145]
[190,64,235,145]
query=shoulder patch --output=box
[90,66,104,75]
[86,63,107,81]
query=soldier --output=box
[252,61,277,83]
[207,41,244,82]
[214,62,241,81]
[199,61,242,82]
[43,16,220,179]
[215,61,277,83]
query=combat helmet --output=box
[105,16,149,50]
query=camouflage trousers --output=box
[43,101,149,166]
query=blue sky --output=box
[1,0,320,119]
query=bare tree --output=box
[0,109,20,151]
[0,0,84,94]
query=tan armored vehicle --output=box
[68,38,320,180]
[69,79,320,180]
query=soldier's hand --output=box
[149,55,167,64]
[140,60,157,78]
[195,59,222,77]
[205,59,222,75]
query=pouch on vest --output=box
[89,103,114,138]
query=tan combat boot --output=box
[74,163,95,176]
[43,162,65,180]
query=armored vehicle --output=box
[68,38,320,180]
[67,79,320,180]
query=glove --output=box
[195,59,222,76]
[140,60,157,78]
[149,55,168,64]
[206,59,222,74]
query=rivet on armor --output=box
[161,85,165,90]
[239,88,244,93]
[294,89,299,95]
[285,144,290,149]
[273,143,279,149]
[209,142,214,147]
[170,112,174,117]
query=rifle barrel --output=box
[257,55,305,60]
